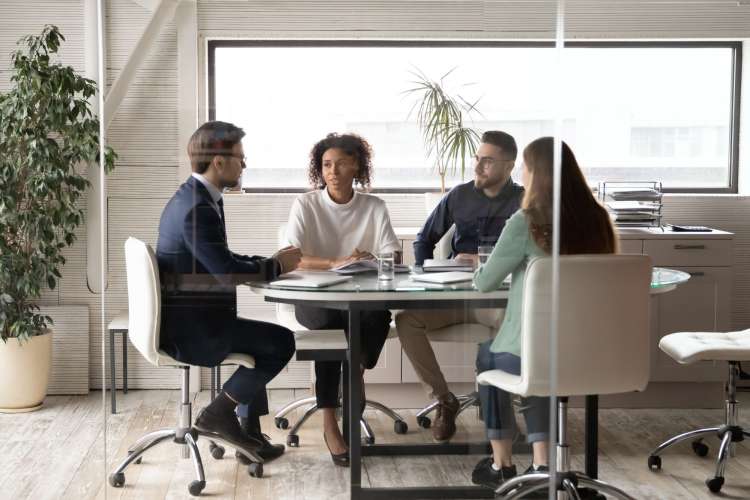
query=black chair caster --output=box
[275,417,289,430]
[209,442,225,459]
[364,436,375,445]
[248,462,263,478]
[647,455,661,470]
[287,434,299,447]
[188,479,206,496]
[109,472,125,487]
[416,416,431,429]
[706,476,724,493]
[394,420,408,434]
[692,439,709,457]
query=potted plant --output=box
[404,67,481,195]
[0,25,115,412]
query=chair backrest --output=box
[520,254,652,397]
[435,224,456,259]
[124,237,163,366]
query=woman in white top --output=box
[285,133,401,467]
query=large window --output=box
[209,41,740,192]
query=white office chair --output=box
[272,225,408,446]
[648,330,750,494]
[477,255,651,499]
[108,238,264,497]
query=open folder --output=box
[331,259,409,275]
[269,272,353,288]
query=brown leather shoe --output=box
[432,392,460,442]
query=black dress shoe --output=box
[237,416,285,462]
[236,431,285,462]
[323,431,349,467]
[194,406,262,453]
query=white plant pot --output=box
[0,330,52,413]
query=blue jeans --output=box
[476,341,550,443]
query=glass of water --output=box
[377,252,395,281]
[478,244,494,266]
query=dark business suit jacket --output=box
[156,176,279,365]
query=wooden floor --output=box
[1,390,750,500]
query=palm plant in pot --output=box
[404,67,481,194]
[0,25,115,412]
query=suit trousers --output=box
[160,309,295,417]
[294,306,391,409]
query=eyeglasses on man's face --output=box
[473,155,513,171]
[226,153,247,167]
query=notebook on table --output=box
[270,272,353,288]
[331,259,410,275]
[422,259,474,273]
[410,271,475,284]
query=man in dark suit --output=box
[157,121,301,461]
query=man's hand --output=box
[274,246,302,273]
[455,253,479,266]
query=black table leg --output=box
[342,360,350,446]
[348,306,362,499]
[122,332,128,394]
[585,394,598,479]
[110,330,116,414]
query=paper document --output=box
[331,259,409,275]
[270,271,353,288]
[410,271,475,284]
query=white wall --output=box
[2,0,750,390]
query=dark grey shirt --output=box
[413,179,524,265]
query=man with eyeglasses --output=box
[156,121,302,462]
[395,130,523,443]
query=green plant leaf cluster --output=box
[0,25,116,342]
[404,67,481,191]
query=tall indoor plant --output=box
[0,25,115,412]
[405,67,481,193]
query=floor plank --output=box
[1,390,749,500]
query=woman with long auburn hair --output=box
[470,137,618,490]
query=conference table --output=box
[250,267,690,499]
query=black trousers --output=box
[295,306,391,408]
[161,310,295,416]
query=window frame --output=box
[207,39,742,194]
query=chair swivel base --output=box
[415,391,478,429]
[648,361,747,494]
[109,426,264,497]
[496,471,632,500]
[273,396,408,447]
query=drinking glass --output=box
[478,244,494,266]
[377,252,395,281]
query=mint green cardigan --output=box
[473,210,545,355]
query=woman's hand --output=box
[329,248,373,269]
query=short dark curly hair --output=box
[308,133,373,189]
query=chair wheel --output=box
[108,472,125,488]
[416,416,431,429]
[248,462,264,478]
[275,417,289,430]
[692,440,709,457]
[209,442,225,460]
[188,479,206,496]
[134,456,142,464]
[287,434,299,447]
[364,436,375,445]
[394,420,408,434]
[648,455,661,470]
[706,476,724,493]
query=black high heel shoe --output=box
[323,431,350,467]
